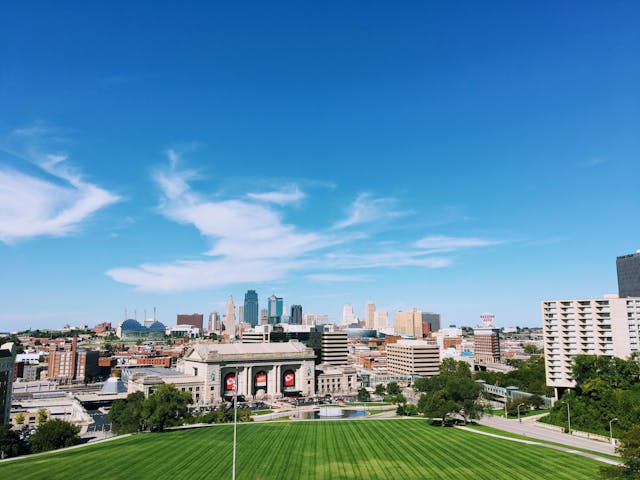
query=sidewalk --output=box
[457,425,621,466]
[478,414,617,456]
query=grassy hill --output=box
[0,419,601,479]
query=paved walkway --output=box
[457,425,621,466]
[478,414,617,456]
[0,433,131,464]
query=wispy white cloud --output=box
[0,154,120,244]
[322,251,453,269]
[247,185,305,205]
[414,235,502,253]
[306,273,373,282]
[107,152,505,292]
[108,257,295,292]
[108,153,337,291]
[333,193,409,229]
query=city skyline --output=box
[1,3,639,331]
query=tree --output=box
[439,358,472,378]
[600,425,640,479]
[37,408,48,424]
[543,355,640,437]
[418,392,457,426]
[15,412,25,425]
[374,384,386,397]
[523,344,541,355]
[412,377,429,392]
[506,397,528,417]
[29,419,80,453]
[142,384,192,432]
[385,393,406,405]
[527,394,545,410]
[0,425,23,459]
[357,388,370,402]
[109,391,146,434]
[386,382,401,395]
[237,407,253,423]
[397,403,419,417]
[619,425,640,476]
[416,373,486,425]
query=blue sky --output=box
[1,2,639,330]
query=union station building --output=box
[127,341,316,404]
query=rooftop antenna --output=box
[134,308,137,321]
[144,309,147,321]
[154,307,157,321]
[124,308,127,320]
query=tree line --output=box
[0,418,81,459]
[541,354,640,438]
[109,384,253,434]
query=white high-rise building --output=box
[542,294,640,397]
[365,301,375,329]
[387,340,440,377]
[341,304,356,325]
[225,295,237,337]
[303,313,329,326]
[374,310,389,331]
[238,305,245,325]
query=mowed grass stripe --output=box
[0,419,602,480]
[379,421,429,478]
[342,422,381,479]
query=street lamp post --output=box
[232,366,238,480]
[561,401,571,435]
[517,403,523,423]
[609,418,618,446]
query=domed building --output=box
[147,321,167,340]
[117,319,166,340]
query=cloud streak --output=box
[247,185,305,205]
[414,235,502,253]
[0,154,120,244]
[333,193,408,229]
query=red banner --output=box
[225,373,236,392]
[255,372,267,388]
[283,370,295,388]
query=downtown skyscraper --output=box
[290,304,303,325]
[365,301,375,329]
[617,251,640,297]
[244,290,259,327]
[225,295,237,337]
[268,295,283,324]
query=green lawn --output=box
[0,419,602,480]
